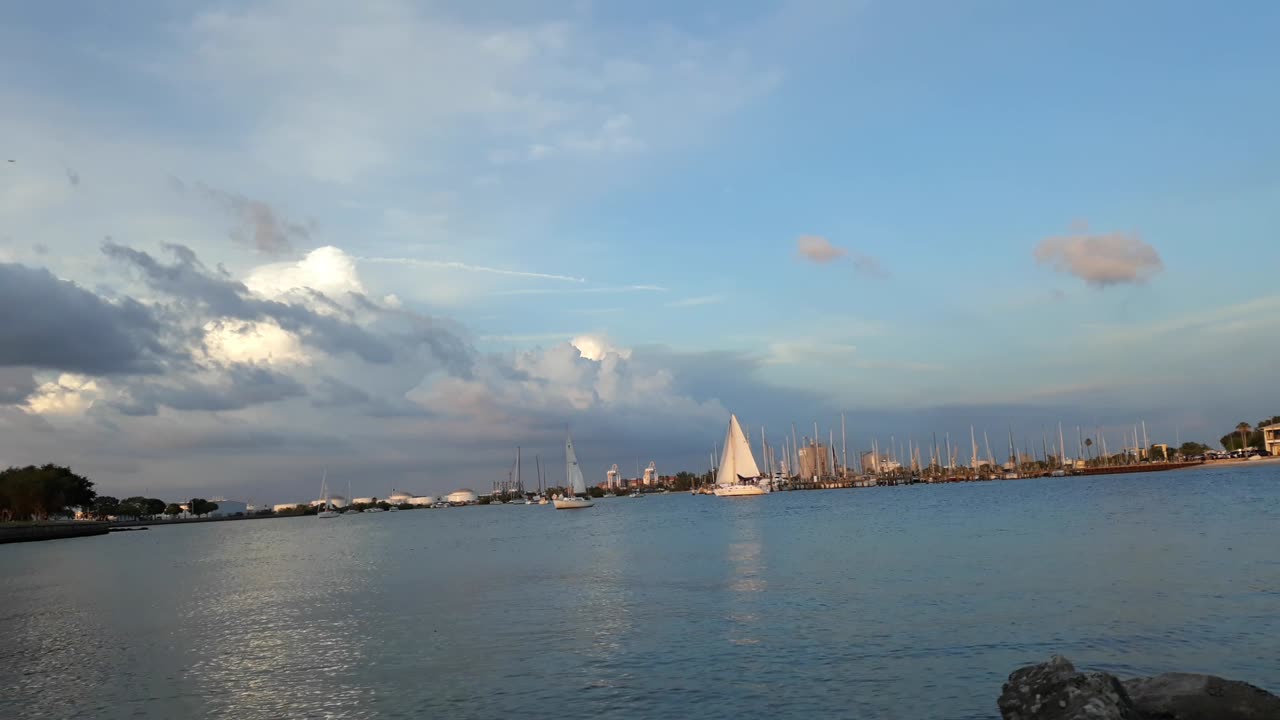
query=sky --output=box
[2,1,1278,503]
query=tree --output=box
[92,496,120,519]
[1237,422,1251,452]
[1178,441,1210,457]
[164,503,183,518]
[144,498,166,517]
[1147,445,1167,462]
[188,498,219,517]
[0,464,97,520]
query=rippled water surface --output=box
[3,464,1279,719]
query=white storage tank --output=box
[446,489,478,505]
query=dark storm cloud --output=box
[111,364,306,416]
[102,241,397,364]
[0,262,172,375]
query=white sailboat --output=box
[713,414,770,497]
[553,433,594,509]
[317,470,339,518]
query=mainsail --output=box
[715,414,763,486]
[566,433,588,495]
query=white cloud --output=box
[571,333,631,361]
[666,294,724,308]
[796,235,846,264]
[766,341,859,365]
[24,374,101,415]
[1034,229,1163,287]
[245,246,367,299]
[201,318,310,367]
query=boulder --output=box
[1123,672,1280,719]
[998,655,1140,719]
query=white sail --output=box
[716,414,762,486]
[566,433,587,495]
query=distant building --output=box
[208,499,247,517]
[408,496,435,507]
[798,442,830,478]
[446,489,478,505]
[642,462,657,486]
[353,497,378,505]
[309,495,349,508]
[1264,423,1280,457]
[273,503,303,513]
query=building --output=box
[353,497,378,506]
[642,462,657,486]
[309,495,349,508]
[446,489,478,505]
[207,499,247,517]
[408,496,435,507]
[607,464,619,489]
[798,442,830,479]
[388,490,414,505]
[273,503,303,513]
[1264,423,1280,456]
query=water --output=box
[2,464,1278,719]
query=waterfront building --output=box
[446,489,479,505]
[388,490,414,505]
[798,442,830,478]
[272,503,303,513]
[207,499,247,517]
[309,495,349,509]
[1264,423,1280,456]
[408,496,435,506]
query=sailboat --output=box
[553,433,594,509]
[317,470,339,518]
[713,414,770,497]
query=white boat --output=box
[553,433,595,510]
[317,470,339,518]
[388,506,399,512]
[364,506,385,513]
[713,414,771,497]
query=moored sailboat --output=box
[317,470,339,518]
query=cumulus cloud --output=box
[796,235,846,264]
[25,374,101,415]
[1034,230,1163,287]
[0,262,171,375]
[201,318,310,366]
[102,241,397,364]
[199,185,310,254]
[570,334,632,361]
[246,246,367,299]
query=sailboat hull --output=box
[553,497,594,509]
[714,484,769,497]
[317,510,340,518]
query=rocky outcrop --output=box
[998,655,1139,719]
[1123,672,1280,719]
[998,656,1279,720]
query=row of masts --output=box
[493,446,550,497]
[709,416,1162,481]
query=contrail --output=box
[359,256,585,283]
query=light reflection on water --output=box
[2,463,1279,719]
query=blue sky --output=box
[2,1,1278,501]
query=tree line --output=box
[1219,416,1279,452]
[0,464,220,522]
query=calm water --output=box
[3,464,1278,719]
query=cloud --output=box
[852,253,887,278]
[0,262,171,375]
[766,341,860,365]
[24,374,102,415]
[102,242,397,364]
[247,246,367,299]
[570,334,632,361]
[1034,230,1163,287]
[199,185,310,254]
[796,235,846,264]
[0,368,38,405]
[666,294,724,308]
[111,364,307,416]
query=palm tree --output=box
[1237,422,1252,452]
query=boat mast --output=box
[841,413,848,480]
[984,430,994,468]
[1059,422,1067,469]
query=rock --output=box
[998,655,1141,719]
[1123,672,1280,719]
